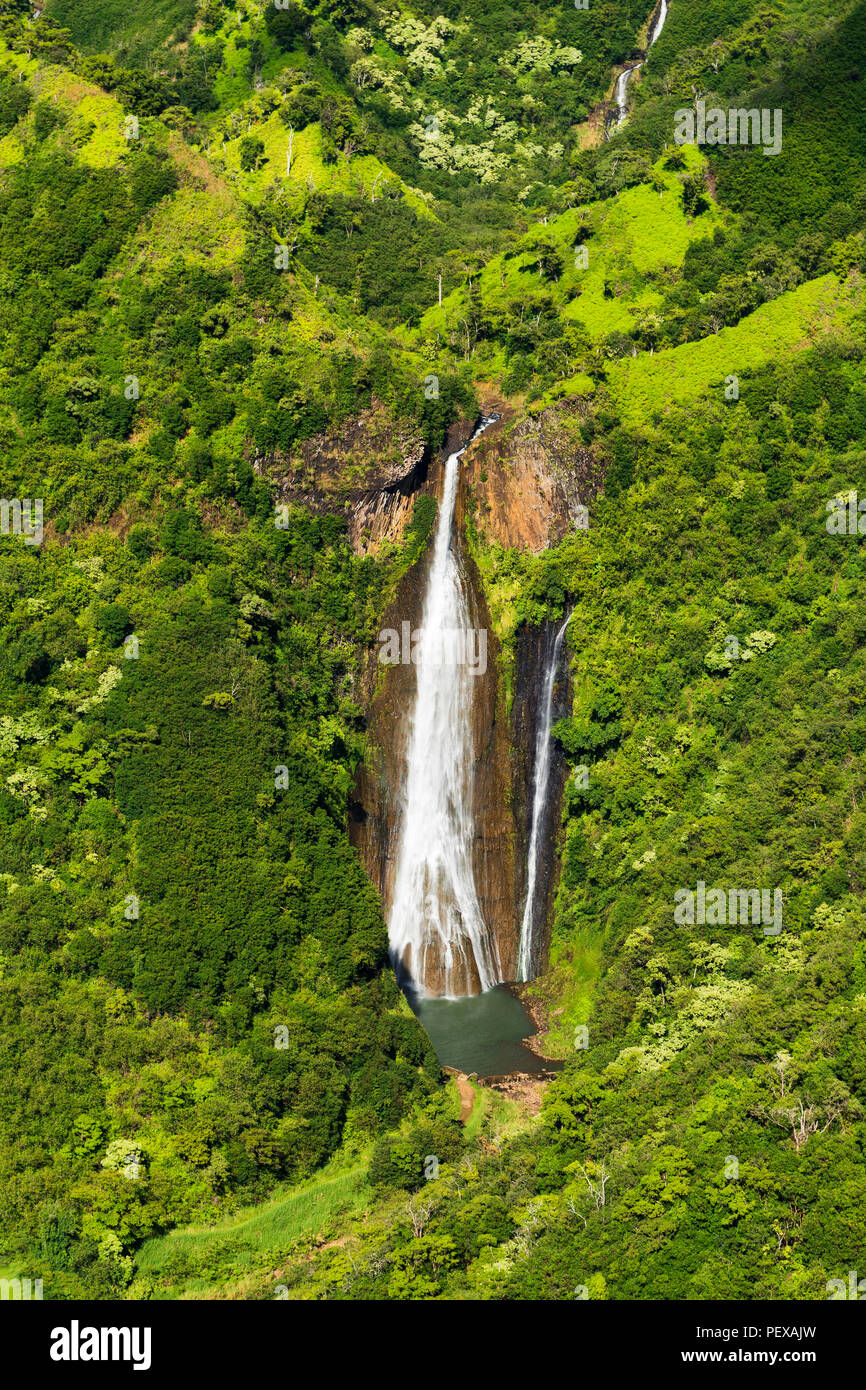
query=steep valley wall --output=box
[261,395,602,993]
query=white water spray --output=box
[517,611,573,981]
[388,419,502,999]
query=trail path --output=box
[444,1067,478,1122]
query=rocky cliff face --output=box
[251,398,429,553]
[457,400,604,551]
[297,394,598,995]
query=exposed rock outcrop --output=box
[276,392,601,994]
[251,398,429,553]
[458,400,604,552]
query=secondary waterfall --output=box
[613,63,640,126]
[611,0,669,127]
[388,418,502,1000]
[517,612,573,981]
[651,0,669,45]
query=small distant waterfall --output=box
[613,64,640,125]
[650,0,669,46]
[517,612,573,981]
[611,0,669,128]
[388,419,503,999]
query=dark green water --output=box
[415,984,556,1077]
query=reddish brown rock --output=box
[277,394,603,996]
[250,398,428,554]
[457,400,604,552]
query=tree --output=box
[239,136,265,172]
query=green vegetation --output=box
[607,271,859,423]
[251,319,866,1300]
[0,0,865,1304]
[135,1161,371,1288]
[47,0,198,67]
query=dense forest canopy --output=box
[0,0,864,1302]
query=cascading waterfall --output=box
[651,0,669,45]
[388,419,502,1000]
[517,611,573,981]
[611,0,669,127]
[613,63,640,125]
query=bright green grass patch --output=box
[563,178,721,339]
[599,179,709,279]
[530,372,596,412]
[607,272,861,424]
[210,21,260,111]
[0,125,24,168]
[135,1162,370,1274]
[527,924,605,1060]
[72,93,127,167]
[133,182,245,271]
[462,1081,525,1141]
[419,149,720,344]
[37,69,128,165]
[0,33,38,163]
[204,14,341,112]
[0,67,127,169]
[219,113,432,218]
[0,37,38,76]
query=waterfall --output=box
[649,0,669,47]
[388,418,502,1000]
[611,0,669,128]
[517,612,573,981]
[613,63,641,125]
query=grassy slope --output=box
[415,146,722,393]
[608,272,861,423]
[6,0,864,1303]
[218,113,433,218]
[0,49,139,173]
[132,1073,510,1296]
[136,1162,370,1277]
[46,0,197,65]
